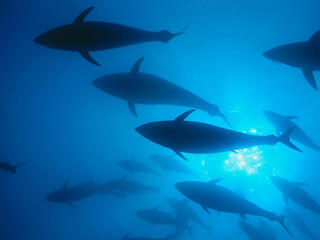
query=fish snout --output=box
[34,34,46,45]
[262,49,278,62]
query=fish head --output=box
[263,47,282,62]
[175,181,202,201]
[93,73,134,98]
[135,209,149,220]
[263,43,310,67]
[262,44,295,63]
[34,25,79,50]
[136,121,177,148]
[263,110,277,121]
[45,190,62,202]
[269,175,286,190]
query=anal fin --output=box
[202,205,210,214]
[79,51,101,66]
[173,150,188,161]
[302,69,317,90]
[128,101,137,117]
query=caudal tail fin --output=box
[159,26,188,43]
[277,215,293,238]
[278,128,303,152]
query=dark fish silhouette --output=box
[34,7,185,66]
[175,180,292,237]
[263,30,320,90]
[135,206,192,235]
[92,58,230,125]
[263,110,320,153]
[117,157,161,177]
[136,109,302,160]
[45,179,103,207]
[122,234,172,240]
[0,162,28,174]
[150,154,198,177]
[270,176,320,216]
[102,176,158,198]
[284,208,318,240]
[167,197,212,234]
[239,219,278,240]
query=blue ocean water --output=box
[1,0,320,239]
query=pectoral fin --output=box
[201,205,210,214]
[79,51,101,66]
[173,150,188,161]
[65,202,76,207]
[302,69,317,90]
[240,214,248,220]
[128,101,137,117]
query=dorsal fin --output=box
[308,30,320,44]
[209,178,223,184]
[131,57,144,74]
[63,180,69,188]
[174,109,196,123]
[74,7,94,24]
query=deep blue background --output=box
[1,0,320,239]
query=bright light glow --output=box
[223,129,264,175]
[250,129,257,134]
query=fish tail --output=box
[277,215,293,238]
[278,128,303,152]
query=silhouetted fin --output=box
[74,7,94,24]
[79,51,101,66]
[131,57,144,74]
[122,234,130,240]
[219,113,233,129]
[202,205,210,214]
[128,101,137,117]
[209,178,223,184]
[63,180,69,189]
[173,149,188,161]
[187,226,193,235]
[308,30,320,44]
[171,26,188,39]
[302,69,317,90]
[174,109,196,123]
[278,127,303,152]
[283,194,289,205]
[65,202,76,207]
[277,216,293,238]
[159,26,188,43]
[286,116,299,120]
